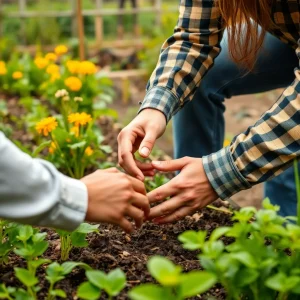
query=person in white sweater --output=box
[0,132,149,233]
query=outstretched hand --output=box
[147,157,218,224]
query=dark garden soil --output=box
[0,202,233,300]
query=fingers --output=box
[148,196,182,220]
[118,131,144,180]
[147,180,177,204]
[153,206,192,224]
[128,176,147,195]
[152,157,190,172]
[131,192,150,217]
[126,206,144,228]
[136,160,155,177]
[119,218,134,234]
[139,131,157,158]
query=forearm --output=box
[203,69,300,199]
[139,0,223,122]
[0,132,87,231]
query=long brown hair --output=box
[217,0,273,70]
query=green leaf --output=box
[50,289,67,298]
[265,273,300,292]
[107,268,126,296]
[99,145,112,154]
[32,140,51,157]
[77,282,101,300]
[15,268,38,287]
[17,226,33,242]
[234,268,259,287]
[129,284,168,300]
[180,271,217,298]
[32,232,47,243]
[147,256,182,286]
[52,128,69,146]
[230,251,257,268]
[209,227,231,242]
[86,270,107,290]
[61,262,92,275]
[70,232,88,247]
[75,223,99,234]
[178,231,206,250]
[68,141,86,149]
[31,241,49,257]
[28,259,51,270]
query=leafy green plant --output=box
[45,261,91,300]
[178,199,300,300]
[77,268,126,300]
[129,256,216,300]
[145,173,169,192]
[56,223,99,261]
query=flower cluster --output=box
[66,60,97,75]
[68,112,92,127]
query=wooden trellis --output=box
[0,0,177,48]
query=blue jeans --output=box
[173,31,299,217]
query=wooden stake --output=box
[76,0,85,60]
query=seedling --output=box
[129,256,217,300]
[56,223,99,261]
[77,268,126,300]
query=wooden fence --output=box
[0,0,178,48]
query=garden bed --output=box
[0,203,232,300]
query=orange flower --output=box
[85,146,94,156]
[34,57,49,69]
[45,52,57,61]
[36,117,58,136]
[12,71,23,79]
[54,45,68,56]
[64,76,82,91]
[78,61,97,75]
[46,64,59,75]
[66,60,80,74]
[68,112,92,127]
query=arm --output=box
[203,68,300,199]
[0,132,150,233]
[118,0,224,179]
[140,0,224,122]
[0,132,87,231]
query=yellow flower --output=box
[70,126,79,137]
[34,57,49,69]
[45,52,57,61]
[85,146,94,156]
[64,76,82,91]
[66,60,80,74]
[0,61,7,75]
[46,64,59,75]
[50,72,61,82]
[54,45,68,56]
[223,139,231,147]
[78,61,97,75]
[36,117,58,136]
[68,112,92,127]
[12,71,23,79]
[49,142,56,154]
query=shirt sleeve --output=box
[202,67,300,200]
[139,0,224,122]
[0,132,88,231]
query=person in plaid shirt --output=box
[118,0,300,222]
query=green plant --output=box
[56,223,99,261]
[45,261,91,300]
[178,199,300,300]
[145,173,169,192]
[77,268,126,300]
[129,256,216,300]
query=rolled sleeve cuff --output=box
[39,174,88,231]
[202,147,252,200]
[138,87,180,123]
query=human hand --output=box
[81,168,150,233]
[117,108,166,181]
[147,157,218,224]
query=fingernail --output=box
[140,147,150,157]
[152,161,161,166]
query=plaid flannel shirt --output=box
[139,0,300,199]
